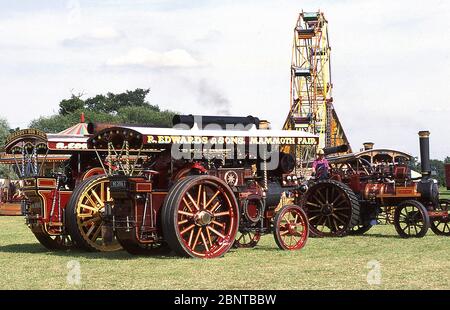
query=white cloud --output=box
[87,27,122,40]
[63,27,123,46]
[106,48,202,68]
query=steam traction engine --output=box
[3,126,122,251]
[302,131,449,237]
[88,115,318,258]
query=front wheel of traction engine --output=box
[32,225,73,250]
[273,205,309,250]
[430,199,450,236]
[233,231,261,248]
[66,175,122,252]
[162,175,239,258]
[394,200,430,238]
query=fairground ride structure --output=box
[283,11,350,161]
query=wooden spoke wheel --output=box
[66,175,122,252]
[162,175,239,258]
[233,231,261,248]
[430,199,450,236]
[32,225,73,250]
[348,224,372,235]
[273,205,309,250]
[302,180,360,237]
[394,200,430,238]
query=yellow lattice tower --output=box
[284,11,350,152]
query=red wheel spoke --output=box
[180,224,195,236]
[192,227,202,250]
[206,227,213,246]
[178,210,194,217]
[207,226,225,239]
[280,230,289,236]
[200,231,209,252]
[205,190,220,209]
[182,197,194,212]
[186,192,200,211]
[214,211,230,217]
[209,201,221,213]
[196,185,202,209]
[188,228,195,247]
[211,220,225,228]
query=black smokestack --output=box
[172,114,260,130]
[323,144,349,156]
[418,131,431,178]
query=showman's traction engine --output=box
[89,115,318,258]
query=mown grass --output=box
[0,215,449,290]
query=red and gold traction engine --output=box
[95,115,315,258]
[303,131,449,237]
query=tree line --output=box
[29,88,175,133]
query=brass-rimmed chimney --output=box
[363,142,374,151]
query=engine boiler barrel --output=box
[172,114,260,130]
[323,144,349,156]
[418,131,431,177]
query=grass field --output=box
[0,213,449,290]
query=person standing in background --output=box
[312,149,330,180]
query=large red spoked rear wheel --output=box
[430,199,450,236]
[273,205,309,250]
[162,175,239,258]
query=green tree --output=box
[0,118,14,178]
[30,88,177,132]
[84,88,151,114]
[0,118,9,149]
[59,95,85,115]
[430,159,445,187]
[118,106,175,127]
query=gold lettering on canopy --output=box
[146,135,318,146]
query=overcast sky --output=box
[0,0,448,159]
